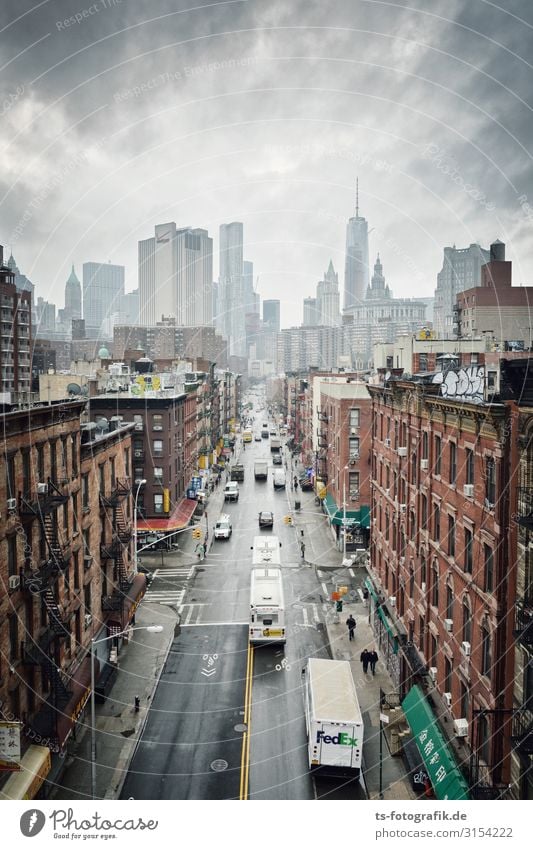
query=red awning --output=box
[56,656,97,750]
[136,498,197,532]
[107,573,147,630]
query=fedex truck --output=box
[303,658,363,777]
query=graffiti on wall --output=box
[432,365,485,402]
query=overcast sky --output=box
[1,0,533,327]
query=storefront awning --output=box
[107,573,147,630]
[323,493,370,529]
[56,656,97,750]
[0,745,51,800]
[402,685,471,800]
[136,498,197,533]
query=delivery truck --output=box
[254,458,269,480]
[270,436,281,453]
[303,658,363,777]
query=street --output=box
[121,429,365,800]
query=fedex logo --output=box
[316,730,358,747]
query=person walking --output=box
[195,542,205,562]
[369,649,378,675]
[300,540,306,560]
[362,587,369,607]
[346,614,356,641]
[293,475,299,491]
[360,649,370,674]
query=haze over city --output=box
[2,0,533,327]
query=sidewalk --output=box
[287,474,416,801]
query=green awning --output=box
[323,493,370,529]
[402,685,471,800]
[364,579,398,653]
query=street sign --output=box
[380,713,390,725]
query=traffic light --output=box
[336,600,343,612]
[192,528,202,540]
[284,515,293,525]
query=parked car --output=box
[299,476,313,491]
[258,511,274,528]
[272,454,282,465]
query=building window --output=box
[444,657,452,695]
[82,473,90,510]
[99,464,106,493]
[349,471,359,497]
[420,555,427,587]
[349,437,360,458]
[422,431,428,460]
[9,614,18,661]
[409,567,415,597]
[22,450,30,496]
[446,583,454,621]
[134,467,144,484]
[124,447,130,478]
[349,408,360,429]
[466,448,474,485]
[71,435,78,477]
[37,444,45,482]
[153,440,163,456]
[110,457,116,489]
[481,623,492,679]
[433,504,440,542]
[485,457,496,506]
[153,414,164,431]
[462,599,472,644]
[484,544,494,593]
[430,634,438,668]
[460,682,469,722]
[8,536,18,577]
[6,453,15,498]
[154,494,164,514]
[448,514,455,558]
[411,453,417,485]
[435,436,441,476]
[449,442,457,485]
[84,584,92,616]
[431,559,439,607]
[464,527,473,573]
[50,440,57,481]
[154,467,163,484]
[421,494,427,530]
[133,414,143,431]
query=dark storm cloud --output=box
[1,0,532,321]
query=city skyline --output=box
[1,1,532,329]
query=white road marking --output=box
[348,568,355,577]
[321,582,328,596]
[184,605,195,625]
[302,608,309,626]
[182,621,248,627]
[312,603,320,623]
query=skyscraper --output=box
[433,242,490,337]
[263,299,281,333]
[343,179,369,310]
[64,264,82,320]
[83,261,125,337]
[219,222,245,356]
[316,260,340,326]
[138,223,213,328]
[303,297,318,326]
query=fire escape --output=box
[20,480,73,745]
[510,487,533,771]
[100,479,133,613]
[316,407,329,483]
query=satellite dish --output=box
[67,383,82,395]
[80,386,88,396]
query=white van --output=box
[273,469,286,489]
[214,514,232,540]
[224,481,240,501]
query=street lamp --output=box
[133,479,146,573]
[90,624,163,799]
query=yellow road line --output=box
[239,642,254,800]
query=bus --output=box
[249,566,285,645]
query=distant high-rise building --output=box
[83,261,125,337]
[316,261,340,326]
[119,289,140,325]
[219,222,245,356]
[64,264,82,320]
[138,224,213,328]
[243,260,257,315]
[0,245,32,400]
[35,296,56,336]
[433,242,489,336]
[263,299,280,333]
[303,296,318,326]
[343,179,369,310]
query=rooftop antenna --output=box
[356,177,359,217]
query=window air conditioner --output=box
[421,582,426,592]
[428,666,437,682]
[350,491,359,501]
[84,614,92,626]
[397,447,407,457]
[37,482,48,494]
[444,692,452,708]
[444,618,453,632]
[420,459,428,471]
[84,555,93,569]
[463,484,474,497]
[9,575,20,590]
[384,438,391,448]
[350,427,358,435]
[399,504,407,513]
[454,718,468,737]
[461,641,471,656]
[389,596,396,607]
[7,498,17,511]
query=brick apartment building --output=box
[367,364,519,797]
[1,245,32,403]
[0,400,137,798]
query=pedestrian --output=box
[300,540,306,560]
[360,649,370,674]
[294,475,298,490]
[369,649,378,675]
[346,614,356,641]
[196,542,205,562]
[362,587,369,607]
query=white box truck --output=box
[270,436,281,453]
[254,458,268,480]
[303,658,363,777]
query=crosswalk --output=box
[143,566,195,607]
